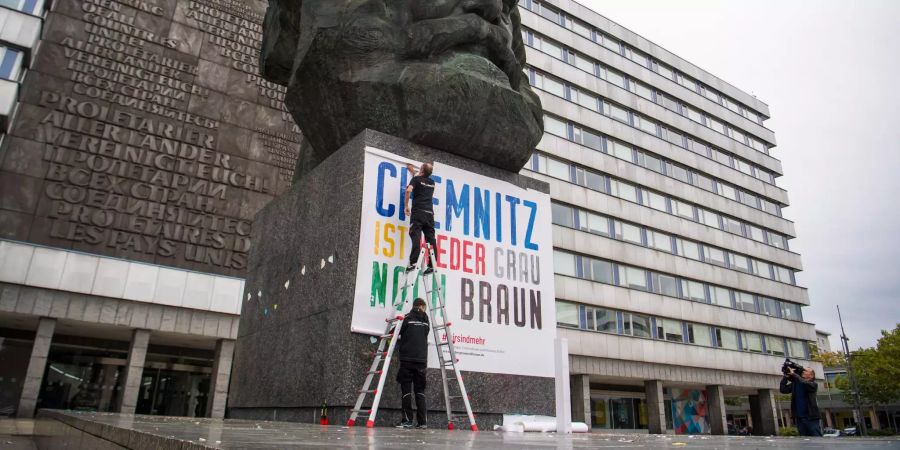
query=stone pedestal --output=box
[227,130,554,428]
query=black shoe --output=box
[423,266,434,275]
[395,421,413,429]
[405,265,416,272]
[415,424,427,429]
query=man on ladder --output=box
[405,162,437,273]
[395,298,429,429]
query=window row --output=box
[530,150,792,251]
[551,202,796,285]
[0,0,43,15]
[524,29,777,175]
[0,46,23,82]
[530,72,783,216]
[553,249,803,321]
[556,301,810,358]
[518,0,767,126]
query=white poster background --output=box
[352,147,556,377]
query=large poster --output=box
[352,147,556,377]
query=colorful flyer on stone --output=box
[352,147,556,377]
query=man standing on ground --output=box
[396,298,430,429]
[780,366,823,436]
[405,162,437,273]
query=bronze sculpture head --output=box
[260,0,544,179]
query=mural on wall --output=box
[671,389,710,434]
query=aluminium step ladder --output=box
[347,245,478,430]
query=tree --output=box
[836,325,900,407]
[811,350,847,368]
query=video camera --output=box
[782,358,805,376]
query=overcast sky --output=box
[575,0,900,350]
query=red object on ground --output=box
[346,419,355,427]
[471,424,478,431]
[448,423,455,430]
[366,420,375,428]
[320,418,329,425]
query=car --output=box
[840,426,860,436]
[823,428,840,437]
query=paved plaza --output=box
[22,412,900,449]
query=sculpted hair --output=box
[260,0,301,85]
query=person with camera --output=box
[780,361,822,437]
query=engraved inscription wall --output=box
[0,0,300,277]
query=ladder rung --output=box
[351,409,372,415]
[438,342,450,346]
[380,333,393,338]
[434,323,452,330]
[359,389,378,394]
[366,370,383,375]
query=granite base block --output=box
[228,130,555,426]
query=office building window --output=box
[586,259,615,284]
[652,273,678,297]
[716,328,739,350]
[614,221,642,245]
[0,0,42,15]
[688,324,713,347]
[544,115,567,137]
[741,332,763,353]
[787,340,807,359]
[618,266,649,291]
[644,190,667,212]
[647,230,672,253]
[610,180,639,203]
[554,251,577,277]
[557,302,579,328]
[624,313,652,338]
[657,318,684,343]
[781,302,803,321]
[765,336,786,356]
[758,297,781,317]
[676,239,700,260]
[579,211,610,236]
[672,200,695,220]
[552,203,575,228]
[609,140,634,161]
[594,308,617,333]
[735,292,757,313]
[0,47,22,81]
[710,286,732,307]
[704,246,728,267]
[681,280,706,303]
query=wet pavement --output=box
[33,411,900,449]
[0,419,37,450]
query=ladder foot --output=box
[471,424,478,431]
[346,419,355,427]
[366,420,375,428]
[447,423,455,430]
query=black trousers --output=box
[796,417,823,436]
[409,211,436,266]
[397,363,426,425]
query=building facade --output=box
[516,0,819,435]
[0,0,819,435]
[0,0,296,418]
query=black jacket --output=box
[780,374,820,419]
[397,310,430,365]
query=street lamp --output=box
[837,305,867,437]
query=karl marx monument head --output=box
[260,0,544,179]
